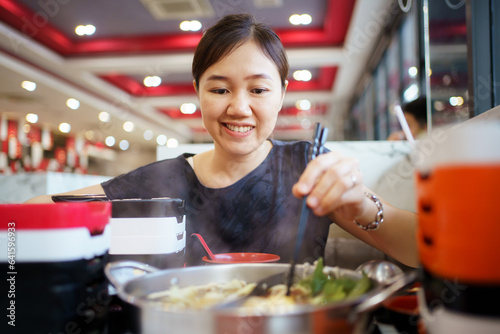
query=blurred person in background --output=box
[388,96,428,141]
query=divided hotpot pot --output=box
[105,261,416,334]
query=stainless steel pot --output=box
[105,261,416,334]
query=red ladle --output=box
[191,233,216,260]
[191,233,280,264]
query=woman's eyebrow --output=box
[205,74,228,82]
[243,73,273,80]
[205,73,273,82]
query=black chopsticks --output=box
[286,123,328,295]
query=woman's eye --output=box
[252,88,267,94]
[211,88,228,95]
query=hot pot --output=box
[105,261,415,334]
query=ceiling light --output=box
[190,20,202,31]
[85,24,96,35]
[180,20,202,31]
[143,130,153,141]
[21,80,36,91]
[301,118,312,129]
[99,111,110,122]
[75,24,96,36]
[300,70,312,81]
[166,138,178,148]
[449,96,464,106]
[66,98,80,110]
[289,14,312,25]
[289,14,301,25]
[123,121,134,132]
[403,84,419,102]
[144,76,162,87]
[300,14,312,25]
[105,136,115,147]
[85,130,95,141]
[25,113,38,124]
[293,70,312,81]
[408,66,418,78]
[179,21,190,31]
[75,25,86,36]
[59,123,71,133]
[434,101,445,111]
[180,103,196,114]
[119,140,129,151]
[156,135,167,146]
[296,99,311,110]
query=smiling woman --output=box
[26,13,418,269]
[195,40,286,164]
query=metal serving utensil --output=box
[286,123,328,296]
[356,260,404,284]
[214,270,289,309]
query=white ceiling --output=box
[0,0,394,151]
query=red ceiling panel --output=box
[0,0,355,56]
[99,74,196,96]
[287,66,338,92]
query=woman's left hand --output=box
[292,151,368,221]
[292,151,419,268]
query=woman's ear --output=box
[193,80,198,95]
[279,80,289,110]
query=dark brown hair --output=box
[192,14,289,90]
[403,96,428,128]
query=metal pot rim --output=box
[106,261,404,317]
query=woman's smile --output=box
[223,123,255,135]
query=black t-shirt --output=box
[101,139,332,266]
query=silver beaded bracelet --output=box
[354,192,384,231]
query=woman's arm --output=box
[292,151,419,268]
[24,184,106,203]
[331,190,418,267]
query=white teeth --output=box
[225,124,253,133]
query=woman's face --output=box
[196,41,286,157]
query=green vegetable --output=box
[310,257,328,296]
[301,258,372,304]
[346,272,371,298]
[321,280,346,302]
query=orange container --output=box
[416,164,500,284]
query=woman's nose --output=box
[227,92,252,116]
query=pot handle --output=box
[105,260,160,291]
[349,269,418,321]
